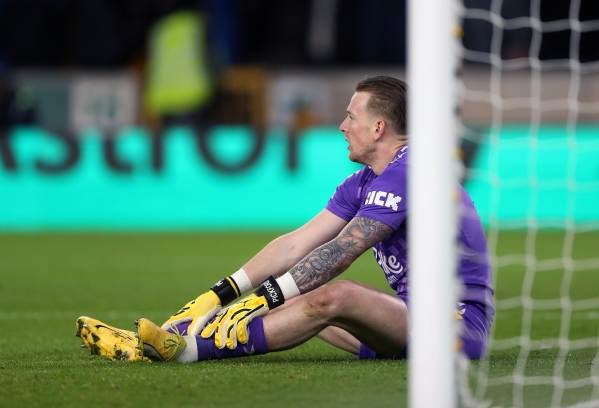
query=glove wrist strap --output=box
[210,276,241,305]
[255,276,285,309]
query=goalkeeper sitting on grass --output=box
[76,76,495,363]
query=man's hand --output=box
[161,291,222,335]
[201,276,285,349]
[200,293,269,349]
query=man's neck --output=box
[370,141,408,175]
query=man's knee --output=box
[302,280,360,320]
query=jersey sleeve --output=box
[356,162,407,230]
[325,169,364,221]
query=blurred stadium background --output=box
[1,1,599,407]
[0,0,597,231]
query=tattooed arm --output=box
[240,209,348,287]
[289,216,393,294]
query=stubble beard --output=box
[348,145,375,167]
[348,150,364,165]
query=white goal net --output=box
[456,0,599,407]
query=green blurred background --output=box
[1,124,598,230]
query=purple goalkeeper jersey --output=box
[326,145,495,320]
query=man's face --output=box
[339,92,376,165]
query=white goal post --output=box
[408,0,599,406]
[408,0,459,407]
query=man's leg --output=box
[263,279,409,357]
[138,279,408,362]
[262,287,362,354]
[316,326,361,354]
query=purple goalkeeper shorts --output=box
[357,294,491,360]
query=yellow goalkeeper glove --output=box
[201,276,285,349]
[161,276,242,335]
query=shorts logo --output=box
[364,191,402,211]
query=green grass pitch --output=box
[0,232,598,407]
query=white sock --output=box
[175,336,198,363]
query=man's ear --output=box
[373,120,386,141]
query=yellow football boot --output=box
[76,316,147,361]
[135,318,186,362]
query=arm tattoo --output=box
[289,217,393,294]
